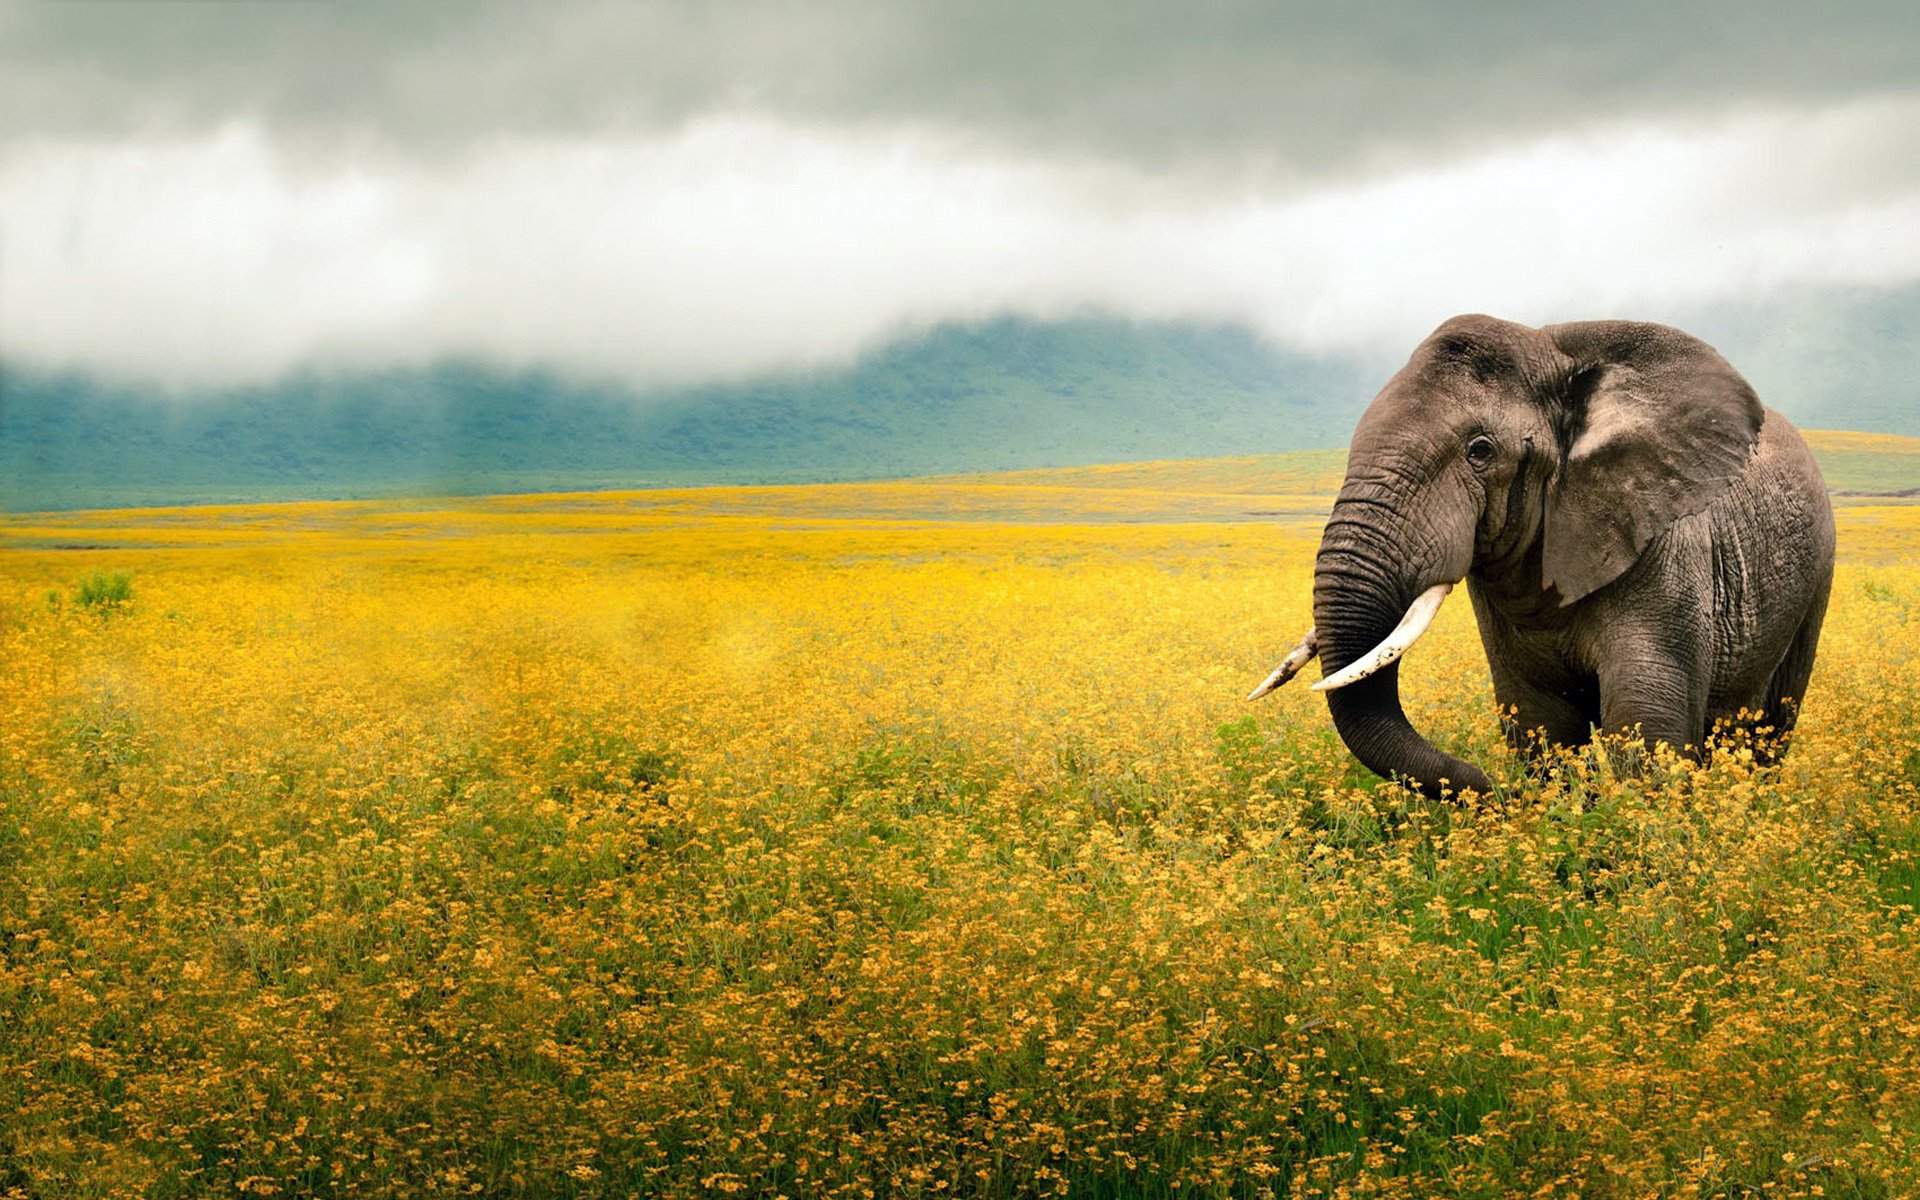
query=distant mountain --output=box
[3,296,1914,511]
[1679,283,1920,437]
[0,317,1375,510]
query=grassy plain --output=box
[3,439,1920,1198]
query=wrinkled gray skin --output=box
[1312,314,1835,798]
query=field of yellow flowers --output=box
[4,440,1920,1199]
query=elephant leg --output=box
[1596,646,1710,766]
[1490,671,1596,758]
[1752,568,1833,763]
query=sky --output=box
[2,1,1917,388]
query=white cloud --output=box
[3,94,1918,386]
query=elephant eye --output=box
[1465,434,1497,468]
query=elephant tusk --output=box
[1312,583,1453,693]
[1247,628,1318,700]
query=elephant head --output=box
[1252,314,1764,797]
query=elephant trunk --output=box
[1312,523,1491,799]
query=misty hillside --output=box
[4,304,1916,512]
[2,318,1374,511]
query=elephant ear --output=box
[1540,322,1764,605]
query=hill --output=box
[1801,430,1920,495]
[0,318,1371,512]
[1684,284,1920,438]
[4,301,1916,513]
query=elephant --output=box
[1248,314,1835,798]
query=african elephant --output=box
[1249,314,1835,798]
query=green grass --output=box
[72,570,133,611]
[1805,431,1920,495]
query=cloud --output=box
[5,1,1919,181]
[5,2,1917,389]
[3,95,1918,386]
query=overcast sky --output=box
[2,0,1917,386]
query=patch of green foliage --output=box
[73,570,132,611]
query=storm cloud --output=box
[2,1,1917,385]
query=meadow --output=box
[3,435,1920,1198]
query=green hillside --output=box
[3,305,1915,513]
[0,318,1371,512]
[1687,285,1920,438]
[1803,430,1920,495]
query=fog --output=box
[2,2,1917,388]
